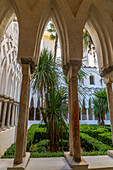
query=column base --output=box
[107,150,113,158]
[7,152,30,170]
[64,152,88,170]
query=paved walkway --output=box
[0,157,71,170]
[1,156,113,170]
[83,155,113,170]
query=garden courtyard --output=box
[1,1,113,170]
[1,124,113,170]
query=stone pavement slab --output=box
[26,157,71,170]
[0,159,14,170]
[0,157,71,170]
[83,155,113,170]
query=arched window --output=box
[90,75,95,85]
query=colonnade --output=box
[0,95,19,131]
[0,21,21,132]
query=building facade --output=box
[0,21,21,157]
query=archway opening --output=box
[29,20,68,153]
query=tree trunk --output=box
[49,117,59,152]
[54,33,58,64]
[101,112,105,126]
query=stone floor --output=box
[0,157,71,170]
[26,157,71,170]
[1,156,113,170]
[83,155,113,170]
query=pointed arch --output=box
[85,4,113,75]
[34,0,69,68]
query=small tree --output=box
[31,49,68,152]
[92,88,108,126]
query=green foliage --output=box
[93,88,108,125]
[30,152,64,158]
[1,143,15,158]
[31,49,58,92]
[2,124,113,158]
[47,22,56,41]
[27,124,47,151]
[80,133,113,152]
[38,139,50,148]
[83,28,92,51]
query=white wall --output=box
[0,127,16,157]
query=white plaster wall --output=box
[0,127,16,157]
[83,68,106,89]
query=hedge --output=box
[80,133,113,152]
[80,125,112,146]
[27,124,47,151]
[30,152,64,158]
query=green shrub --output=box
[30,152,64,158]
[97,132,112,146]
[38,139,50,148]
[27,124,47,151]
[37,146,47,153]
[81,151,108,156]
[1,143,15,159]
[80,133,113,152]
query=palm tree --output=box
[45,87,68,152]
[31,49,59,125]
[83,28,93,51]
[31,49,68,152]
[92,88,108,126]
[47,22,58,63]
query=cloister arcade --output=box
[1,0,113,169]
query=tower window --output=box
[90,75,95,85]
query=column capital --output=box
[0,95,5,101]
[104,71,113,84]
[67,65,80,83]
[4,96,10,102]
[9,98,14,104]
[21,59,36,74]
[104,77,113,85]
[63,60,82,76]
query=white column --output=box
[14,103,18,125]
[86,108,89,120]
[7,101,12,128]
[10,99,15,126]
[80,108,82,120]
[1,97,9,130]
[0,95,4,129]
[34,108,36,120]
[93,113,95,120]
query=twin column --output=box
[14,64,30,164]
[67,66,81,162]
[104,77,113,144]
